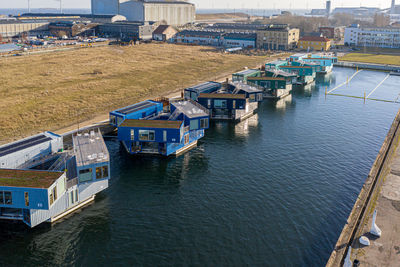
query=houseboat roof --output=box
[198,93,246,99]
[281,65,312,69]
[112,100,159,115]
[119,119,183,129]
[185,81,221,94]
[0,169,63,188]
[73,130,109,167]
[171,100,209,118]
[0,131,60,158]
[266,69,297,77]
[233,69,260,76]
[247,77,286,81]
[231,82,263,93]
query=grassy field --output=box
[0,43,269,143]
[339,53,400,65]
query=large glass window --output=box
[79,168,93,183]
[4,191,12,205]
[214,100,227,108]
[0,192,3,204]
[110,115,116,125]
[139,130,155,141]
[190,119,199,130]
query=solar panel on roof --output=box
[117,101,156,115]
[0,135,52,157]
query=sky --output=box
[0,0,395,10]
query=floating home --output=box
[266,60,316,86]
[246,69,297,99]
[232,69,261,83]
[184,81,222,101]
[196,82,263,121]
[0,132,63,169]
[116,100,209,156]
[289,53,337,74]
[0,129,110,228]
[109,100,163,127]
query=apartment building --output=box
[256,24,299,50]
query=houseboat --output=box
[246,69,297,99]
[0,131,63,169]
[196,81,263,121]
[289,53,338,74]
[116,99,210,156]
[109,100,163,127]
[0,129,110,228]
[184,81,222,101]
[232,69,261,83]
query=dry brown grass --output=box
[0,43,267,143]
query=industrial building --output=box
[344,24,400,48]
[0,22,50,38]
[49,21,98,37]
[175,30,223,46]
[92,0,195,26]
[256,24,299,50]
[97,21,154,40]
[205,23,270,33]
[222,33,256,48]
[152,25,177,41]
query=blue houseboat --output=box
[246,69,297,99]
[184,81,222,101]
[117,100,210,156]
[0,129,110,228]
[196,82,263,121]
[289,53,338,74]
[109,100,163,127]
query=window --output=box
[53,186,57,201]
[96,167,102,179]
[214,99,227,108]
[102,165,109,178]
[79,168,93,183]
[190,119,199,130]
[139,130,155,141]
[163,130,167,142]
[75,189,78,203]
[207,99,211,108]
[3,191,12,205]
[233,100,236,109]
[200,118,209,128]
[184,134,189,144]
[50,193,54,205]
[24,192,29,207]
[130,129,135,140]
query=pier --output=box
[327,109,400,266]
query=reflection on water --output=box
[0,67,399,266]
[274,94,293,110]
[234,114,259,137]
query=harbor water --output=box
[0,67,399,266]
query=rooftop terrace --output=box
[73,130,109,167]
[0,169,63,188]
[171,100,209,118]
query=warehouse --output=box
[92,0,195,26]
[97,21,154,40]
